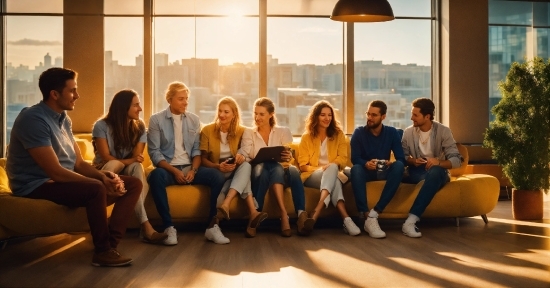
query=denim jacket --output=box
[147,107,201,166]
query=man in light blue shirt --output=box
[147,81,227,245]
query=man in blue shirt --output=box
[6,67,141,266]
[147,81,227,245]
[350,100,406,239]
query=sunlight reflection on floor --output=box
[437,252,550,282]
[306,248,429,287]
[23,237,86,268]
[390,257,504,287]
[506,249,550,268]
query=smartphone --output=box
[226,157,235,164]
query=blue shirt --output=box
[350,124,406,167]
[6,101,77,196]
[92,119,147,165]
[147,107,201,166]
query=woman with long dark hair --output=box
[92,89,167,244]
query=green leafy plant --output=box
[483,57,550,191]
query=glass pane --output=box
[536,28,550,58]
[153,16,259,123]
[533,3,550,27]
[488,26,529,122]
[390,0,431,18]
[489,1,532,25]
[267,17,344,135]
[153,17,196,113]
[105,17,144,113]
[5,16,63,143]
[354,19,431,130]
[105,0,143,15]
[267,0,334,16]
[155,0,258,15]
[6,0,62,13]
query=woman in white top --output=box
[92,89,168,244]
[240,98,311,237]
[298,100,361,236]
[200,96,268,239]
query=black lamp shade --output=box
[331,0,395,22]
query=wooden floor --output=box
[1,199,549,288]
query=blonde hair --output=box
[214,96,241,142]
[253,97,276,127]
[165,81,189,101]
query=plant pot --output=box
[512,189,543,220]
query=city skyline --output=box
[7,15,431,68]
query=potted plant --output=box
[484,57,550,220]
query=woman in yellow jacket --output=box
[298,100,361,236]
[200,96,268,241]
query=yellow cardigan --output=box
[297,131,348,182]
[200,123,245,164]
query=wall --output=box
[441,0,489,144]
[64,0,105,133]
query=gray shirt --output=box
[6,101,77,196]
[92,119,147,166]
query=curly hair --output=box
[304,100,342,139]
[100,89,145,155]
[213,96,242,142]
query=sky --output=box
[6,0,432,68]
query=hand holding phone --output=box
[226,157,236,164]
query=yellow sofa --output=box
[0,136,500,243]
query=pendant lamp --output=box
[330,0,395,22]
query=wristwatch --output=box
[192,167,198,173]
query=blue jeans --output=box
[252,162,305,213]
[403,165,450,217]
[148,165,226,229]
[350,161,405,214]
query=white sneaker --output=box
[402,222,422,238]
[364,217,386,239]
[163,226,178,245]
[343,217,361,236]
[205,224,230,244]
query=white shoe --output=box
[343,217,361,236]
[205,224,230,244]
[163,226,178,245]
[402,222,422,238]
[364,217,386,239]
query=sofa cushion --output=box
[0,159,12,193]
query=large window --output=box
[354,0,432,130]
[153,16,259,125]
[267,17,343,134]
[488,0,550,122]
[2,0,435,145]
[104,17,144,113]
[5,16,63,143]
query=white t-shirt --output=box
[170,114,191,165]
[318,138,329,166]
[219,131,232,160]
[418,129,434,158]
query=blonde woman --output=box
[298,100,361,236]
[92,89,168,244]
[200,96,268,239]
[240,98,311,237]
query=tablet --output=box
[250,146,286,165]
